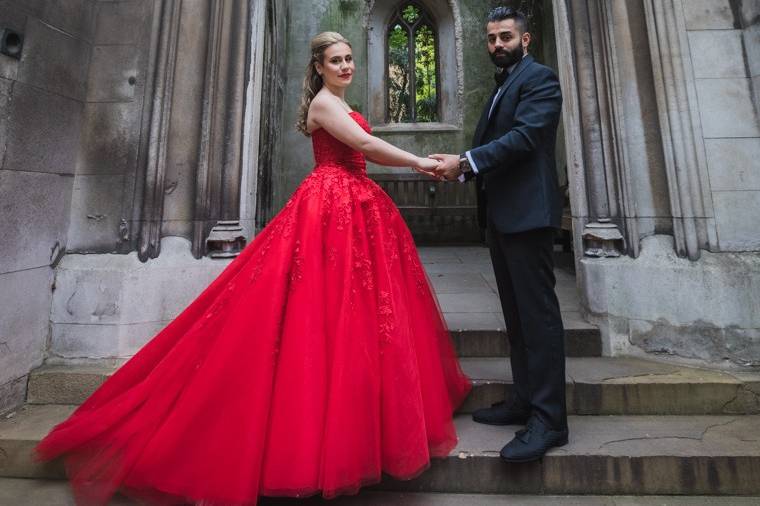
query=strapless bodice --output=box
[311,111,370,173]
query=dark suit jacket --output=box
[469,55,563,234]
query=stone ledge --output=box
[1,479,759,506]
[25,357,760,416]
[2,405,759,495]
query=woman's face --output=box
[316,42,354,89]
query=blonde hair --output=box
[296,31,352,136]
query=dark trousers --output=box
[487,223,567,430]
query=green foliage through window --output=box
[387,3,438,123]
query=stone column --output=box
[559,0,635,257]
[254,0,287,231]
[192,0,249,259]
[240,0,269,238]
[642,0,718,260]
[136,0,183,262]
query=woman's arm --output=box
[309,95,438,173]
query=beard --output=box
[489,44,523,69]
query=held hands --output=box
[428,154,462,181]
[412,154,464,182]
[413,157,445,180]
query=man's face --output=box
[487,19,529,69]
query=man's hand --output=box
[429,153,462,181]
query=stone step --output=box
[0,480,758,506]
[1,405,759,495]
[459,357,760,415]
[420,246,601,358]
[450,324,601,357]
[28,357,760,416]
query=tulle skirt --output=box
[35,164,471,505]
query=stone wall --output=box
[571,0,760,366]
[0,0,94,412]
[685,0,760,252]
[66,0,153,254]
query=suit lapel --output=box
[487,54,534,121]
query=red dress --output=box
[35,112,471,505]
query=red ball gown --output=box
[35,111,471,505]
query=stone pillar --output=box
[137,0,182,262]
[193,0,249,259]
[254,0,287,230]
[560,0,636,258]
[240,0,268,238]
[642,0,718,260]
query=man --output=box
[430,7,567,462]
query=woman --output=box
[36,32,471,506]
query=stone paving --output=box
[418,246,591,332]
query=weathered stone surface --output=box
[64,174,124,252]
[0,404,70,479]
[746,22,760,78]
[0,78,11,168]
[93,0,150,45]
[27,362,121,405]
[438,293,502,313]
[0,1,26,81]
[630,318,760,368]
[450,326,601,358]
[696,78,760,138]
[0,267,53,401]
[582,235,760,365]
[0,170,73,273]
[49,321,168,359]
[0,376,27,415]
[3,405,760,494]
[2,480,758,506]
[50,238,229,358]
[688,30,746,78]
[16,18,89,101]
[12,0,95,41]
[705,138,760,191]
[427,273,493,294]
[683,0,736,30]
[459,356,760,415]
[713,191,760,251]
[0,478,134,506]
[76,101,141,176]
[31,355,756,416]
[2,82,83,175]
[86,45,139,102]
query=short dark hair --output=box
[486,6,528,34]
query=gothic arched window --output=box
[387,2,439,123]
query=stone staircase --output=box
[1,246,759,504]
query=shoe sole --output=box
[499,436,569,463]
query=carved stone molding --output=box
[240,0,268,239]
[192,0,249,259]
[137,0,183,262]
[255,0,286,230]
[643,0,718,260]
[563,0,631,258]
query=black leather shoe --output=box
[500,416,568,463]
[472,400,530,426]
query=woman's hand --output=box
[414,157,442,179]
